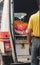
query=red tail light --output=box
[4,41,12,53]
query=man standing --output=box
[27,0,40,65]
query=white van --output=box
[0,1,15,65]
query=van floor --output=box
[2,55,31,65]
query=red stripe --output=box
[0,32,10,38]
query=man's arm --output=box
[27,15,33,54]
[27,15,33,44]
[27,29,32,55]
[27,29,32,45]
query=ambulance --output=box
[0,0,31,65]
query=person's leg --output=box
[31,38,39,65]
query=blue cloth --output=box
[31,37,40,65]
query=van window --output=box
[0,1,3,29]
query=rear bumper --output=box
[10,63,30,65]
